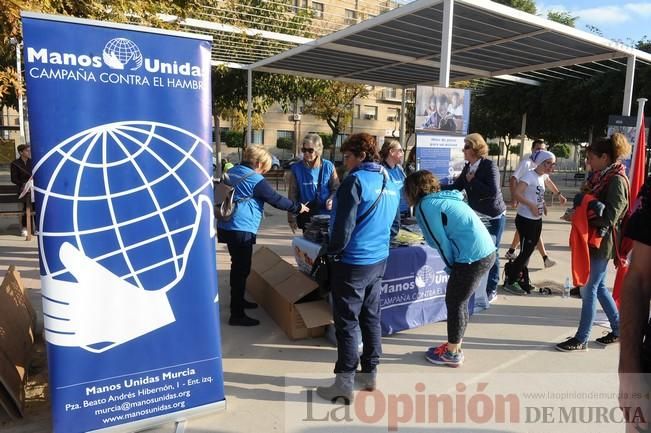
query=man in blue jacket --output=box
[316,133,399,404]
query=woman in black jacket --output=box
[443,133,506,303]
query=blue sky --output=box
[538,1,650,45]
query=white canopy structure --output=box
[179,0,651,143]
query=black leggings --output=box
[507,214,543,284]
[446,252,495,344]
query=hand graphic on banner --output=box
[42,242,176,353]
[42,196,215,353]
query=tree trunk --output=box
[214,112,222,179]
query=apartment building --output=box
[217,0,415,159]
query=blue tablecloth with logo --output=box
[292,237,488,336]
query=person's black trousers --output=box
[331,259,387,374]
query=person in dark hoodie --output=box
[316,133,399,404]
[442,133,506,303]
[405,170,495,367]
[217,145,309,327]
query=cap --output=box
[532,149,555,165]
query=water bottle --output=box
[563,277,571,298]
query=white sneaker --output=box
[20,228,28,237]
[543,257,556,268]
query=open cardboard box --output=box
[247,247,332,340]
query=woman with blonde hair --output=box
[405,170,495,367]
[217,145,308,326]
[443,133,506,303]
[287,133,339,231]
[556,133,631,352]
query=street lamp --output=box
[9,37,26,154]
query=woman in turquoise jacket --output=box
[405,170,495,367]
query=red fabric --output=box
[613,117,647,305]
[570,193,603,287]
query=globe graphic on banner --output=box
[102,38,143,70]
[34,121,213,294]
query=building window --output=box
[312,2,324,19]
[386,107,399,122]
[251,129,264,144]
[294,0,308,13]
[345,9,358,25]
[354,104,361,119]
[277,130,294,140]
[363,105,377,120]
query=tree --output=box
[276,136,294,151]
[547,10,577,27]
[492,0,536,14]
[317,133,333,149]
[550,143,571,159]
[0,0,192,108]
[224,131,244,148]
[302,81,369,160]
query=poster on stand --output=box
[22,12,225,433]
[415,86,471,184]
[607,115,650,174]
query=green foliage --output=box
[547,10,577,27]
[509,144,521,155]
[488,142,501,156]
[225,131,244,148]
[492,0,536,14]
[0,0,192,108]
[276,136,294,150]
[303,82,369,155]
[550,143,571,159]
[318,133,333,149]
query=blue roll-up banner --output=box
[22,12,225,433]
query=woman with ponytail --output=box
[556,133,631,352]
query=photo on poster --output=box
[415,86,471,135]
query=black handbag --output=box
[310,174,387,296]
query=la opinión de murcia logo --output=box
[25,38,203,77]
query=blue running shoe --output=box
[425,343,464,367]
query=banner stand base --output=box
[91,400,226,433]
[174,420,186,433]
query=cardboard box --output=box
[247,247,332,340]
[0,266,37,419]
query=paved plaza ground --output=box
[0,173,628,433]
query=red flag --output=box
[613,117,647,305]
[629,117,646,208]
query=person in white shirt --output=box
[506,139,566,267]
[504,150,557,295]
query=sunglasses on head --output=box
[301,148,315,154]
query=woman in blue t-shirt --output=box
[287,134,339,231]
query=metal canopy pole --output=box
[439,0,454,87]
[622,56,636,116]
[400,86,406,149]
[246,68,252,147]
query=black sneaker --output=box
[555,337,588,352]
[243,300,258,309]
[595,332,619,346]
[228,315,260,326]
